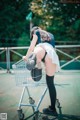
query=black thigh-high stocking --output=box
[46,74,56,110]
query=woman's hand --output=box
[22,56,27,61]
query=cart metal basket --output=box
[12,59,46,87]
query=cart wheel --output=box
[17,109,24,120]
[19,113,24,120]
[29,97,35,104]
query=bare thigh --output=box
[45,55,57,76]
[34,46,45,63]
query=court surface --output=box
[0,70,80,120]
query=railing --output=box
[0,45,80,73]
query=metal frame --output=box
[12,59,48,120]
[56,45,80,69]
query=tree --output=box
[0,0,80,47]
[0,0,31,47]
[30,0,80,43]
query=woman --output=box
[23,26,60,116]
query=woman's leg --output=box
[34,46,45,63]
[45,55,56,76]
[34,47,57,114]
[43,55,57,115]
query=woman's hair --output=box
[30,26,39,39]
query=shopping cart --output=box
[12,59,48,120]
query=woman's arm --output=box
[23,34,38,60]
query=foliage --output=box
[0,0,31,47]
[30,0,80,42]
[0,0,80,47]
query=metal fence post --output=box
[6,47,10,73]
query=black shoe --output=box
[43,106,58,116]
